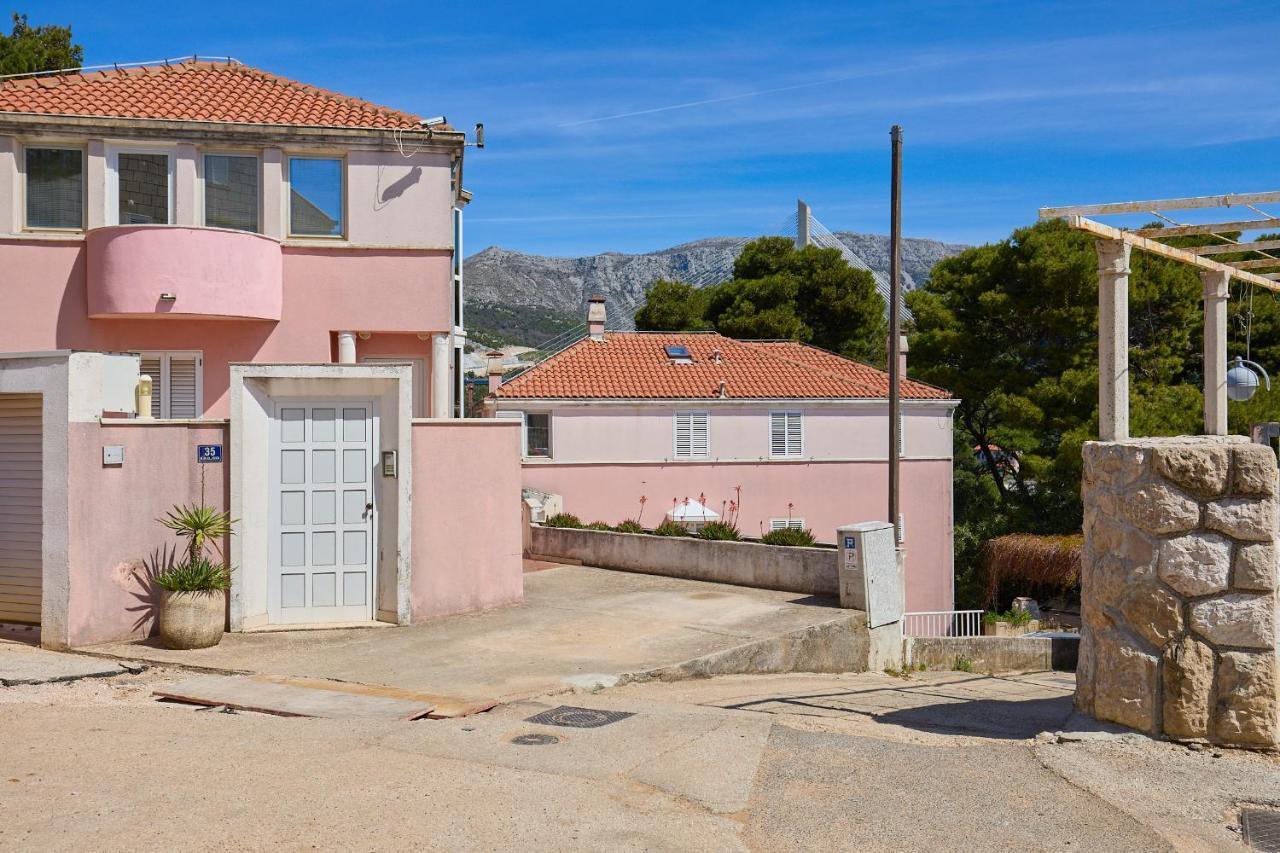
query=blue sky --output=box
[36,0,1280,256]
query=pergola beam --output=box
[1061,215,1280,292]
[1039,191,1280,218]
[1133,218,1280,238]
[1194,239,1280,256]
[1226,258,1280,270]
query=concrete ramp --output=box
[90,566,891,704]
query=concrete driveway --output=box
[6,665,1274,851]
[86,565,860,702]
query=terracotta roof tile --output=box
[0,59,432,130]
[491,332,952,400]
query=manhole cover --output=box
[1243,808,1280,852]
[524,705,635,729]
[510,733,560,746]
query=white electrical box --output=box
[103,445,125,466]
[836,521,902,627]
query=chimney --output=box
[486,350,505,392]
[587,296,606,341]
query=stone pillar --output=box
[1096,239,1131,441]
[1079,436,1279,748]
[1201,269,1230,436]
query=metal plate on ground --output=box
[1242,808,1280,852]
[155,674,439,720]
[523,705,634,729]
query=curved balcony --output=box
[86,225,282,321]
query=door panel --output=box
[268,401,374,624]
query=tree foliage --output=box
[0,14,83,76]
[635,236,887,363]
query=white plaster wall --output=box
[497,401,956,463]
[0,136,15,234]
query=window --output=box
[134,352,202,418]
[288,157,344,236]
[770,411,803,457]
[111,150,171,224]
[674,411,710,458]
[525,413,551,458]
[770,518,806,531]
[204,154,259,232]
[25,147,84,229]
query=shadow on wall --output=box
[127,544,176,634]
[376,166,422,208]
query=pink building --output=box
[487,305,959,612]
[0,60,523,648]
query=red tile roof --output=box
[491,332,952,400]
[0,59,429,130]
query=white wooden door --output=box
[0,394,42,624]
[268,402,376,624]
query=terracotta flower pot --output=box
[158,589,226,649]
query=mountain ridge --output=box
[463,232,969,347]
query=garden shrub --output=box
[760,527,817,547]
[613,519,645,534]
[652,520,691,537]
[543,513,583,529]
[698,521,741,541]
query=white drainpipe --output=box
[431,332,450,417]
[337,330,357,364]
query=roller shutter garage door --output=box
[0,394,41,624]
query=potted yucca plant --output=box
[153,504,235,649]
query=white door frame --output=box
[266,397,378,625]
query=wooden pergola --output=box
[1039,192,1280,441]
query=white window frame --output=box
[523,411,552,459]
[21,143,87,232]
[106,144,176,226]
[495,410,527,456]
[285,154,347,239]
[132,350,203,418]
[770,518,806,531]
[673,410,710,459]
[769,410,804,458]
[199,150,262,233]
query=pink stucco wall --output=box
[411,420,524,620]
[522,458,955,613]
[0,240,451,416]
[86,226,283,320]
[63,418,524,646]
[65,421,230,647]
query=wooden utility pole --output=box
[889,125,903,543]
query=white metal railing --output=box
[902,610,983,638]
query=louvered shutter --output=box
[771,412,802,457]
[675,411,709,458]
[0,394,42,624]
[167,356,199,418]
[138,356,163,419]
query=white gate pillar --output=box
[1096,239,1132,441]
[430,332,450,418]
[1201,269,1230,436]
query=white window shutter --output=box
[168,356,199,418]
[138,356,162,419]
[691,412,709,457]
[675,411,708,458]
[898,413,906,456]
[770,412,786,456]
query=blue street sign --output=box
[844,536,856,550]
[197,444,223,463]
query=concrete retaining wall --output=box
[530,525,837,597]
[906,635,1079,673]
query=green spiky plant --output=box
[154,504,235,592]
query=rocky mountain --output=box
[463,232,969,347]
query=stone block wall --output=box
[1078,436,1279,748]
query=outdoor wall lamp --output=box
[1227,356,1271,402]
